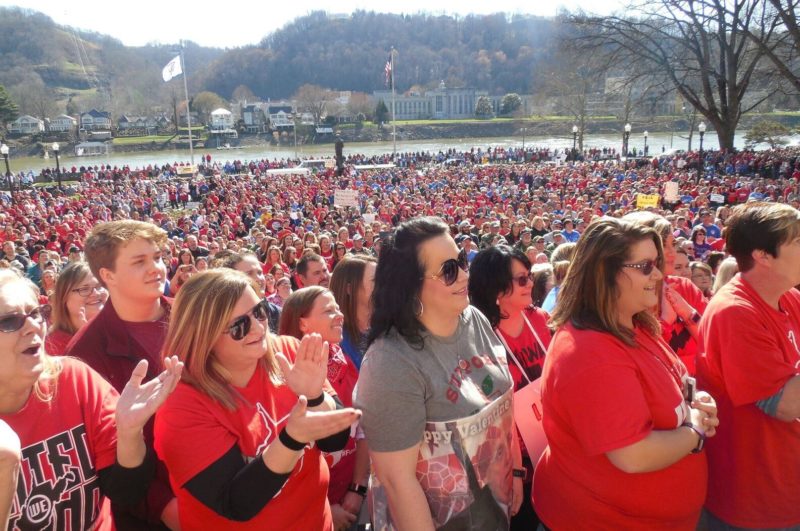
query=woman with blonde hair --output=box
[690,261,714,298]
[533,217,719,529]
[264,246,287,274]
[154,269,360,530]
[0,269,183,530]
[46,261,108,355]
[711,257,738,295]
[40,269,58,301]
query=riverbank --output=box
[7,113,799,159]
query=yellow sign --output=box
[636,194,660,208]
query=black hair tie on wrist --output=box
[306,393,326,407]
[278,427,306,451]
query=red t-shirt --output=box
[662,276,708,376]
[154,336,334,530]
[697,275,800,528]
[3,357,118,530]
[323,344,359,504]
[534,323,706,530]
[45,328,74,356]
[496,307,551,390]
[496,306,551,477]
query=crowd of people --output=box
[0,143,799,530]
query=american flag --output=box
[384,54,392,89]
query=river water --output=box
[4,130,785,174]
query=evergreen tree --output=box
[0,85,19,131]
[500,93,522,115]
[374,100,389,124]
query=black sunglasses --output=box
[224,300,269,341]
[622,259,658,276]
[424,249,469,286]
[0,305,51,333]
[511,273,534,288]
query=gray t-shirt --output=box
[355,305,512,452]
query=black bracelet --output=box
[306,392,326,407]
[278,427,306,451]
[348,483,368,497]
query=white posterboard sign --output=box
[664,181,680,202]
[334,189,360,208]
[710,193,725,203]
[362,213,376,224]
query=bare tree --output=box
[347,92,374,120]
[232,85,257,103]
[294,84,332,125]
[536,40,608,151]
[738,0,800,93]
[572,0,778,149]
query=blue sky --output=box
[3,0,624,48]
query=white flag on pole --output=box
[162,55,183,82]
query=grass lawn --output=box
[113,135,175,145]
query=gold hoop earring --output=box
[414,297,424,317]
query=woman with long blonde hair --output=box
[154,269,360,530]
[0,269,182,530]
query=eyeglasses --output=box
[0,305,51,333]
[224,300,269,341]
[71,285,107,297]
[424,249,469,286]
[511,273,534,288]
[622,259,658,276]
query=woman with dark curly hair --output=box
[356,217,521,530]
[468,245,551,531]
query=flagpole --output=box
[180,42,194,166]
[391,47,396,158]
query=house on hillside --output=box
[178,110,201,127]
[118,114,171,133]
[48,114,77,133]
[118,115,146,130]
[80,109,112,131]
[242,104,268,133]
[8,115,45,135]
[269,110,294,131]
[209,108,234,131]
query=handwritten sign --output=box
[636,194,661,209]
[664,182,680,202]
[334,189,359,208]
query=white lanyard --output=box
[495,310,547,385]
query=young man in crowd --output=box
[65,220,178,530]
[296,252,330,288]
[697,202,800,530]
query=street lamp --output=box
[1,144,11,203]
[520,127,528,153]
[52,142,62,189]
[623,123,631,160]
[572,125,578,161]
[643,130,649,156]
[697,122,706,184]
